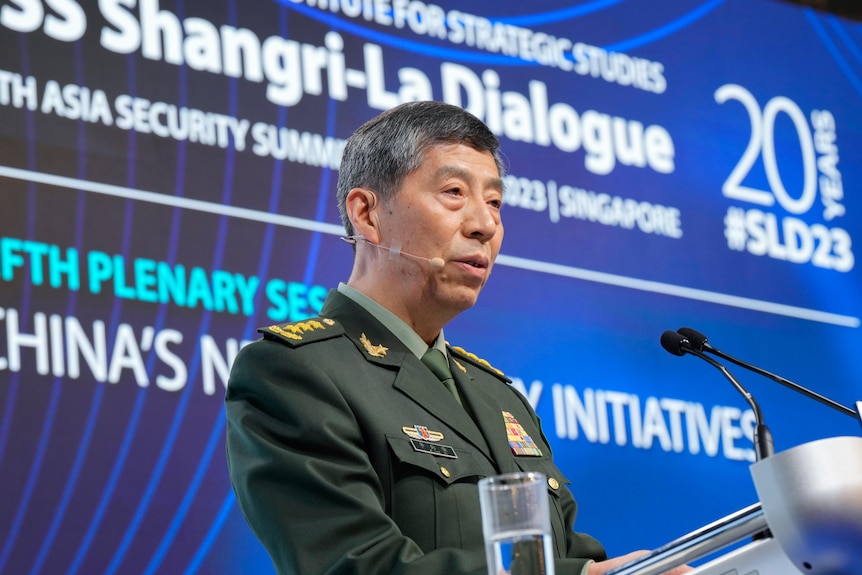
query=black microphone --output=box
[661,330,775,461]
[340,236,445,270]
[677,327,860,424]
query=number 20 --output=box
[714,84,817,215]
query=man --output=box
[225,101,687,575]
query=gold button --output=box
[440,466,451,478]
[548,477,560,490]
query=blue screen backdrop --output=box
[0,0,860,573]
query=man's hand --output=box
[587,551,693,575]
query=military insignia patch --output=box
[259,316,342,347]
[267,319,328,341]
[268,325,303,340]
[360,333,388,357]
[449,344,507,379]
[503,411,543,456]
[402,425,444,442]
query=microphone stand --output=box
[677,327,862,431]
[660,331,774,461]
[687,348,774,461]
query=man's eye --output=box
[445,188,462,196]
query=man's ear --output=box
[345,188,382,243]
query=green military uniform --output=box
[225,290,606,575]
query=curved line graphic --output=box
[0,31,37,472]
[181,8,295,568]
[0,371,19,468]
[139,3,291,573]
[66,43,189,575]
[174,99,343,575]
[35,48,141,575]
[64,49,160,575]
[102,341,205,574]
[64,390,148,575]
[0,381,63,574]
[495,0,624,26]
[64,185,153,575]
[182,492,236,575]
[303,98,339,286]
[27,387,104,575]
[603,0,725,52]
[272,0,530,65]
[806,9,862,97]
[274,0,725,69]
[106,3,245,572]
[79,5,222,573]
[3,37,91,575]
[828,14,862,67]
[181,21,294,565]
[140,409,227,575]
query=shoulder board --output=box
[448,344,511,383]
[258,317,344,347]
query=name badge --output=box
[410,438,457,458]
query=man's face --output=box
[376,143,504,318]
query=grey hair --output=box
[336,101,504,237]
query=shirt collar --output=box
[337,283,446,360]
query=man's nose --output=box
[465,197,500,241]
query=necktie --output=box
[421,348,463,406]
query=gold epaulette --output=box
[448,345,510,383]
[258,317,343,347]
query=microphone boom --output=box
[677,327,859,421]
[661,330,774,461]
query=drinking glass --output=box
[478,472,555,575]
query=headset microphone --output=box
[341,236,445,270]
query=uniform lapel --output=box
[451,359,519,475]
[321,291,494,459]
[391,358,492,458]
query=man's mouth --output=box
[457,256,489,269]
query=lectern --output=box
[607,436,862,575]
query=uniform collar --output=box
[337,282,446,360]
